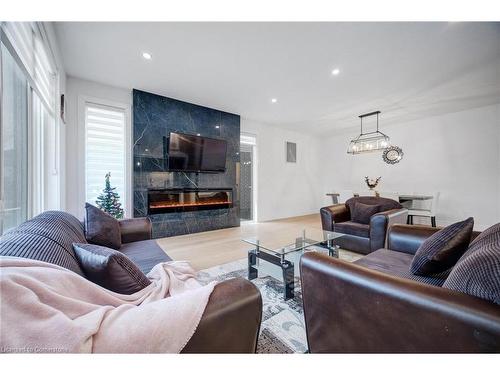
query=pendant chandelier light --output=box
[347,111,390,154]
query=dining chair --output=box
[407,192,440,227]
[397,192,416,209]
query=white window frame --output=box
[77,95,132,218]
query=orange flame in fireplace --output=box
[149,200,232,209]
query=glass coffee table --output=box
[242,229,343,300]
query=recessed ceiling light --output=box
[331,68,340,76]
[271,98,278,103]
[142,52,152,60]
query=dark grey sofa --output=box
[0,210,262,353]
[117,217,172,274]
[1,211,171,275]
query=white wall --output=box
[321,104,500,230]
[241,119,324,222]
[65,77,132,218]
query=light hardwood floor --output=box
[156,213,329,270]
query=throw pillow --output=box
[84,203,122,250]
[0,212,86,276]
[1,231,86,276]
[410,217,474,276]
[443,223,500,305]
[73,243,151,294]
[351,202,381,225]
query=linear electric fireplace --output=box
[147,188,233,214]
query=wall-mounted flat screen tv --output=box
[167,132,227,173]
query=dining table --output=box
[397,194,433,201]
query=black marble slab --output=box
[133,89,240,238]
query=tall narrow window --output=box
[1,22,59,230]
[84,103,126,212]
[32,91,57,213]
[0,42,29,233]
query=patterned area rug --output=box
[197,249,362,353]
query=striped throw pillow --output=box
[0,211,86,276]
[443,223,500,304]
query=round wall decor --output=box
[382,145,404,164]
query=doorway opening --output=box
[240,134,257,222]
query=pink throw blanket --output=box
[0,256,216,353]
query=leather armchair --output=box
[320,204,350,231]
[300,226,500,353]
[320,197,408,254]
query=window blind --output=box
[1,22,56,112]
[85,103,126,211]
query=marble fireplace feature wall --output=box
[133,89,240,238]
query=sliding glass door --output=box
[1,41,29,233]
[1,23,60,233]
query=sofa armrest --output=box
[181,278,262,353]
[119,217,152,243]
[369,208,408,251]
[320,204,350,231]
[387,224,442,255]
[388,224,482,255]
[300,252,500,353]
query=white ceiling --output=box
[55,22,500,135]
